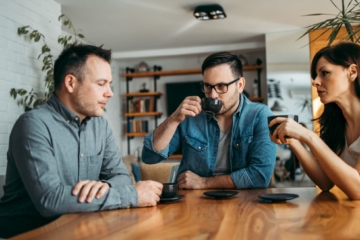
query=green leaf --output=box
[58,14,65,21]
[344,22,355,41]
[328,25,342,45]
[18,89,27,96]
[10,88,16,97]
[302,13,335,16]
[12,14,84,110]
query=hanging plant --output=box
[298,0,360,46]
[10,14,85,111]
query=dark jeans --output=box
[0,215,59,238]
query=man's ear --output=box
[349,64,358,82]
[63,74,77,93]
[238,77,246,92]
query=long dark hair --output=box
[311,41,360,155]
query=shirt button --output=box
[126,205,130,209]
[75,117,79,121]
[236,144,239,147]
[67,120,70,123]
[80,153,84,157]
[198,147,201,150]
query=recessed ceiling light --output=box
[193,4,227,20]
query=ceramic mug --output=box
[201,98,222,114]
[267,115,299,136]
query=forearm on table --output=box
[33,184,137,217]
[204,175,236,189]
[102,173,132,187]
[289,140,334,191]
[153,114,180,151]
[301,134,360,198]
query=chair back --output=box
[140,162,179,183]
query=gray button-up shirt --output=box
[0,94,137,220]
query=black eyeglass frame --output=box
[200,78,240,94]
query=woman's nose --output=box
[312,77,321,87]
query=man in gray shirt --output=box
[0,44,162,238]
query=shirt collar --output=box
[46,93,91,124]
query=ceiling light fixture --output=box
[193,4,226,20]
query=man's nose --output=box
[106,85,114,98]
[209,87,218,98]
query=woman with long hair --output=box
[269,41,360,199]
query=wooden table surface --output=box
[11,187,360,240]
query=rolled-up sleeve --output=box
[142,131,176,164]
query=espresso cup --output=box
[161,183,178,198]
[267,115,299,135]
[201,97,222,114]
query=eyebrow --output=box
[96,79,112,83]
[317,66,326,72]
[204,82,228,85]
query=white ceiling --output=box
[54,0,343,58]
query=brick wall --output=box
[0,0,61,175]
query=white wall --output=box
[0,0,62,175]
[265,30,313,128]
[112,50,266,156]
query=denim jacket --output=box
[142,94,276,189]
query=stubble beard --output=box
[216,92,240,116]
[73,87,103,118]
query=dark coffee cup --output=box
[161,183,178,198]
[267,115,299,135]
[201,98,222,114]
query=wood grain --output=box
[11,187,360,240]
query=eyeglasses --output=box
[200,78,240,94]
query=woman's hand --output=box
[268,117,309,144]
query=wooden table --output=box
[12,187,360,240]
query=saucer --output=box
[258,193,299,202]
[159,194,184,203]
[203,191,238,199]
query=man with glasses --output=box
[142,52,276,189]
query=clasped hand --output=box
[177,170,206,189]
[72,180,110,203]
[268,117,308,144]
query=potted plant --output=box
[10,14,85,111]
[299,0,360,45]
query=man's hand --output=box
[135,180,163,207]
[72,180,110,203]
[172,96,202,123]
[177,170,207,189]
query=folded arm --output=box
[10,116,137,217]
